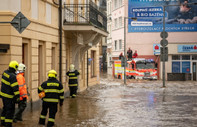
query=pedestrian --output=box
[38,70,64,127]
[119,52,123,60]
[127,48,133,60]
[133,50,138,58]
[66,64,80,98]
[0,61,20,127]
[13,63,28,123]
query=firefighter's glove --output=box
[59,101,63,107]
[14,97,20,103]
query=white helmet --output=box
[18,63,26,72]
[70,64,75,72]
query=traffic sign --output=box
[160,31,168,38]
[161,54,168,62]
[160,47,168,54]
[160,39,168,47]
[11,12,31,33]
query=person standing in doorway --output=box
[0,61,20,127]
[38,70,64,127]
[66,64,80,98]
[13,63,28,123]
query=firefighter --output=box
[66,64,80,98]
[0,61,20,127]
[13,63,28,123]
[38,70,64,127]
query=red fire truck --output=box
[113,58,158,80]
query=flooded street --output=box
[13,74,197,127]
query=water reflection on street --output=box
[13,74,197,127]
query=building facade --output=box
[107,0,197,80]
[0,0,107,104]
[106,0,113,74]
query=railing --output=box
[64,2,107,31]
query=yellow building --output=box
[0,0,107,103]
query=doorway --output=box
[192,62,197,81]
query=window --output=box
[31,0,38,19]
[114,40,117,50]
[46,3,51,24]
[172,55,191,73]
[119,0,122,6]
[172,62,180,73]
[114,18,118,29]
[192,55,197,60]
[114,0,118,9]
[172,55,180,60]
[182,62,190,73]
[182,55,190,60]
[91,51,96,77]
[119,40,122,50]
[119,17,122,28]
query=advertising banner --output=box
[178,45,197,52]
[128,0,197,32]
[153,44,160,55]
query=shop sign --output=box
[153,44,160,55]
[178,45,197,53]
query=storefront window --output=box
[172,62,180,73]
[192,55,197,60]
[172,55,180,60]
[182,61,190,73]
[182,55,190,60]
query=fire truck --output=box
[113,58,158,80]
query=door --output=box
[192,62,197,81]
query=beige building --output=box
[0,0,107,103]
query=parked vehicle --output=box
[114,58,157,80]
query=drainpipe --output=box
[59,0,62,82]
[87,51,89,87]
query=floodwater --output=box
[11,74,197,127]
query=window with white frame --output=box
[114,0,118,9]
[114,18,118,29]
[119,40,122,50]
[114,40,117,50]
[119,17,122,28]
[119,0,122,6]
[31,0,38,19]
[110,1,112,14]
[172,55,191,73]
[46,3,51,24]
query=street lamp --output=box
[124,17,137,85]
[162,2,197,87]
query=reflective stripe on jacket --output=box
[66,70,80,87]
[38,78,64,103]
[0,69,19,99]
[17,73,28,100]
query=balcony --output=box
[63,2,107,32]
[63,2,108,68]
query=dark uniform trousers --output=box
[39,101,57,127]
[69,86,78,98]
[1,98,15,127]
[14,98,27,121]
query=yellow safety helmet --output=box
[9,61,19,71]
[48,70,57,78]
[70,64,75,70]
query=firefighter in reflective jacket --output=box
[0,61,20,127]
[38,70,64,127]
[13,63,28,122]
[66,64,80,98]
